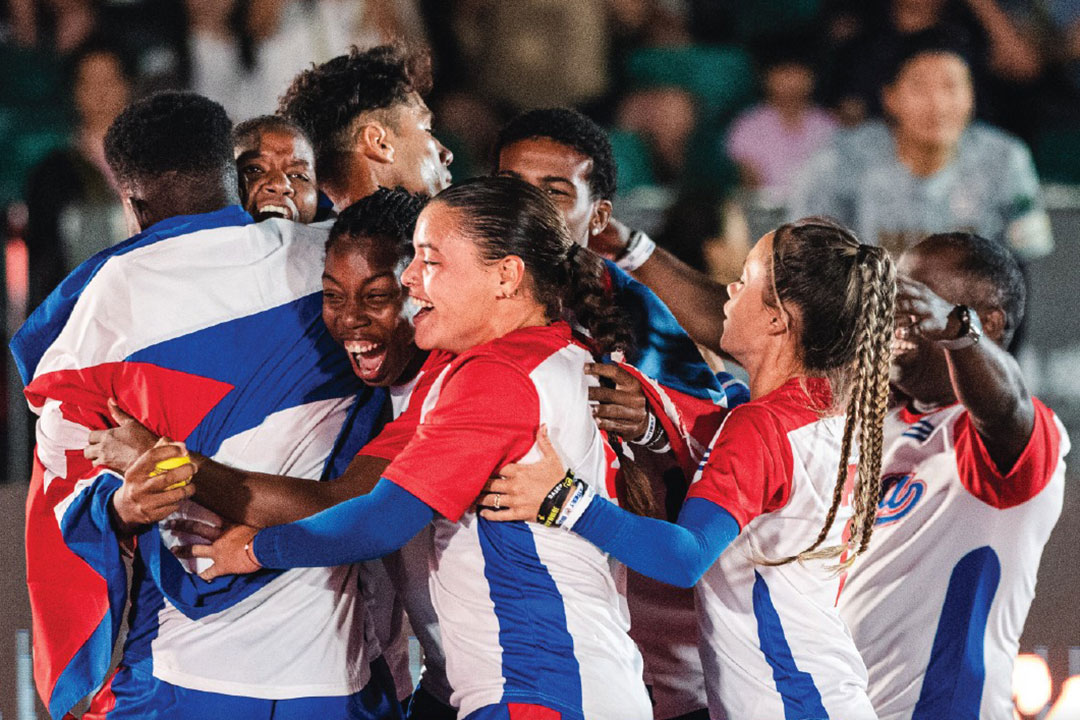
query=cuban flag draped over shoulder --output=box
[604,260,749,477]
[11,207,383,719]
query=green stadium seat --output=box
[608,129,656,193]
[625,45,756,125]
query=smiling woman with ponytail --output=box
[192,176,655,720]
[482,216,896,720]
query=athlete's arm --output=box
[192,478,434,579]
[194,454,389,527]
[592,218,728,355]
[480,426,740,587]
[85,398,390,527]
[570,496,738,587]
[898,276,1034,472]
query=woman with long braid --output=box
[482,218,896,720]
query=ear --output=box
[125,195,153,235]
[588,199,613,238]
[766,303,797,338]
[979,306,1008,345]
[356,122,394,164]
[496,255,527,299]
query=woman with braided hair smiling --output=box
[482,217,896,720]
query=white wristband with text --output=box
[616,230,657,273]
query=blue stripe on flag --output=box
[477,520,583,715]
[52,473,133,718]
[912,546,1000,720]
[127,293,367,459]
[11,206,253,385]
[752,571,830,719]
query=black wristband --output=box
[537,469,576,526]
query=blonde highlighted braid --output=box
[756,219,896,569]
[795,247,895,568]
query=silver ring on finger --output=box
[493,493,501,510]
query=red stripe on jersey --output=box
[688,378,829,528]
[507,703,562,719]
[384,325,572,522]
[358,351,454,461]
[954,397,1061,509]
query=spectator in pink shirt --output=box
[726,54,837,205]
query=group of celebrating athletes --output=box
[14,41,1067,720]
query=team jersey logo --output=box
[902,418,936,442]
[876,473,925,526]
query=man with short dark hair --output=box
[280,45,453,208]
[838,232,1068,720]
[13,91,397,719]
[232,115,319,224]
[494,107,743,720]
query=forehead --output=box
[326,240,400,279]
[899,246,973,299]
[895,52,971,86]
[498,137,594,185]
[235,126,314,160]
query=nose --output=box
[401,255,421,289]
[262,170,294,196]
[340,298,372,328]
[438,140,453,168]
[726,281,739,297]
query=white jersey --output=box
[382,322,652,720]
[687,378,876,720]
[839,400,1067,720]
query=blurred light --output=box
[1014,653,1053,715]
[1046,676,1080,720]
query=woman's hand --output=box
[480,425,569,522]
[190,524,261,580]
[85,399,161,472]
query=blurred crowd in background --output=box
[4,0,1080,304]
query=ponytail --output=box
[792,246,894,568]
[758,219,896,569]
[561,243,635,355]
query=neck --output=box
[391,347,428,388]
[139,189,236,231]
[323,155,379,210]
[740,342,805,400]
[775,102,807,127]
[894,130,955,177]
[469,300,550,352]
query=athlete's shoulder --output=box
[457,321,578,377]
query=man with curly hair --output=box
[280,44,453,209]
[12,91,400,719]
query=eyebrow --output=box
[321,270,398,285]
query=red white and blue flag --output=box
[11,207,382,718]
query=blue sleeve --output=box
[253,478,435,568]
[571,496,739,588]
